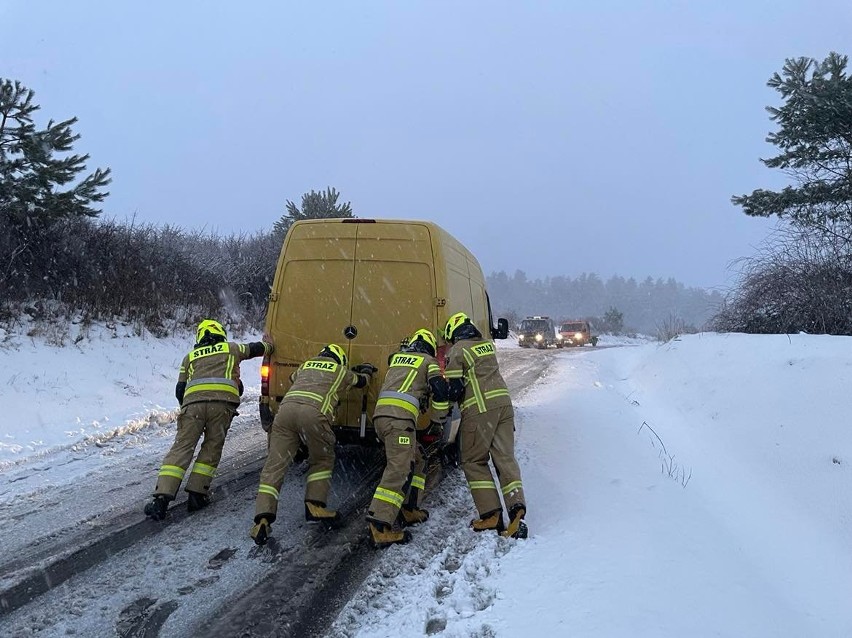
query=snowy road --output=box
[0,346,557,637]
[6,333,844,638]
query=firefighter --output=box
[444,312,528,539]
[365,328,450,547]
[144,319,273,520]
[250,344,375,546]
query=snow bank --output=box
[334,332,852,638]
[0,323,260,468]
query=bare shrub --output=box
[712,222,852,335]
[655,313,697,342]
[0,215,280,333]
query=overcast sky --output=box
[3,1,850,289]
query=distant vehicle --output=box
[517,316,557,349]
[557,320,598,347]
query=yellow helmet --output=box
[197,319,226,343]
[444,312,471,342]
[319,343,347,366]
[408,328,437,357]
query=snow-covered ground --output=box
[332,332,852,637]
[0,322,260,471]
[2,328,851,637]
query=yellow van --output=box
[259,218,508,442]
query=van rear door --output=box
[269,223,358,395]
[342,222,437,426]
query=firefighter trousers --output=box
[154,401,237,499]
[368,416,422,525]
[459,404,525,516]
[255,402,336,521]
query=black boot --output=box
[501,503,528,539]
[187,491,210,512]
[367,516,412,548]
[305,500,342,528]
[250,516,272,546]
[470,508,504,533]
[144,495,170,521]
[400,506,429,526]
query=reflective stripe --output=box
[239,343,247,355]
[398,369,418,393]
[444,368,464,379]
[501,480,523,495]
[467,372,486,412]
[285,390,324,403]
[373,486,405,507]
[185,376,240,398]
[158,464,186,480]
[225,353,235,382]
[307,470,333,483]
[186,376,238,390]
[461,388,509,411]
[427,364,441,375]
[184,383,240,397]
[462,349,475,367]
[378,391,420,409]
[258,484,280,500]
[376,397,419,418]
[468,480,497,490]
[321,365,347,416]
[191,462,216,477]
[410,474,426,490]
[431,400,449,411]
[484,389,510,400]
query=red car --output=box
[557,321,598,347]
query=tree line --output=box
[4,51,851,339]
[487,270,721,336]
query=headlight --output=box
[518,334,524,340]
[556,334,563,340]
[574,333,583,340]
[535,334,543,341]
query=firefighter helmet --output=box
[319,343,347,367]
[407,328,437,357]
[444,312,473,343]
[196,319,227,344]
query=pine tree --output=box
[602,307,624,334]
[0,79,111,283]
[732,52,852,235]
[272,187,354,240]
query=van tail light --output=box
[260,356,271,397]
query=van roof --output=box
[289,217,480,270]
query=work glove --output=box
[352,363,378,376]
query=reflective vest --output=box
[374,351,449,422]
[444,339,511,415]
